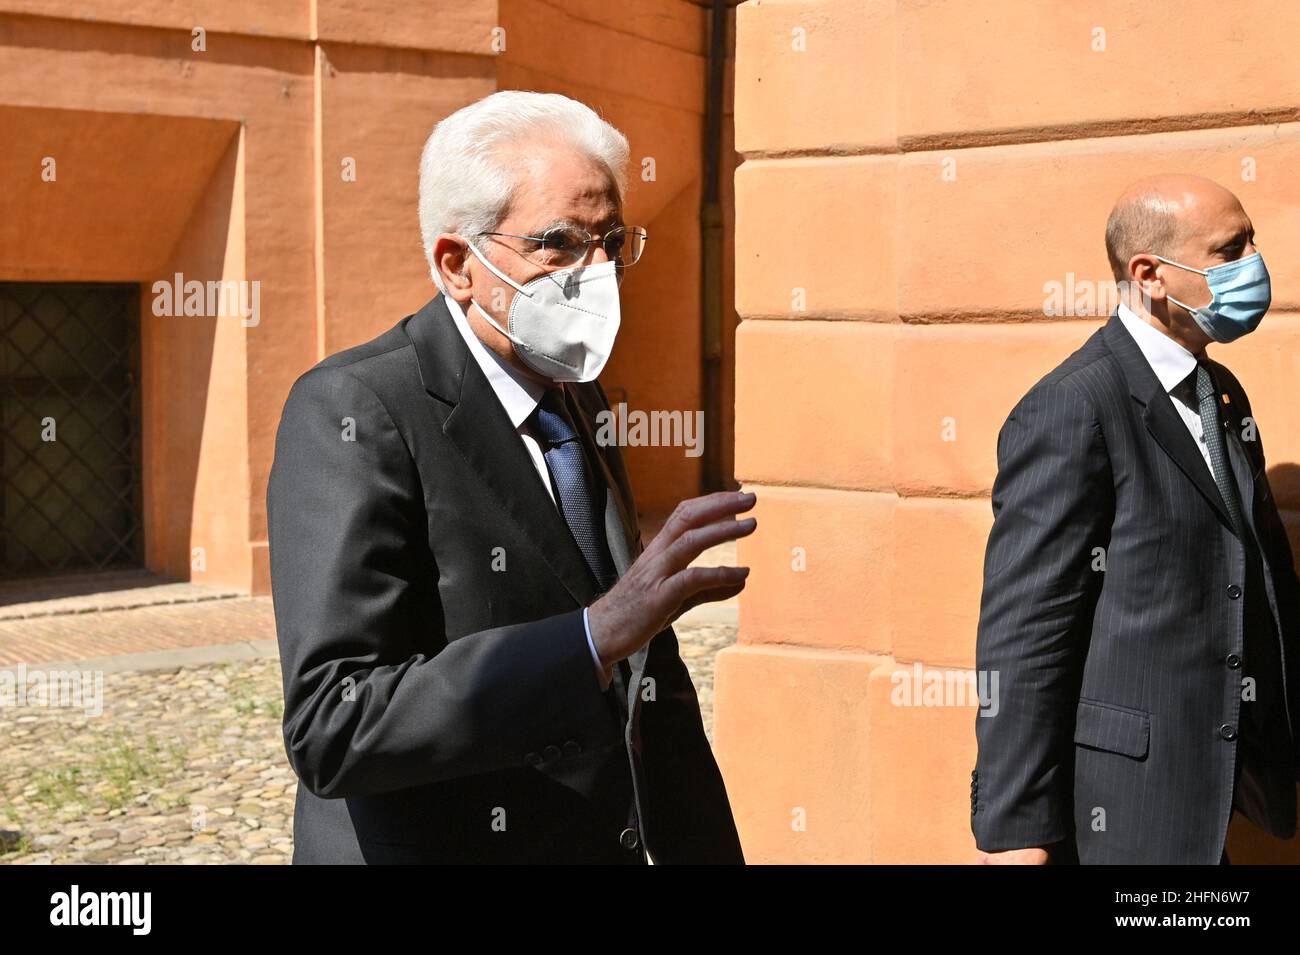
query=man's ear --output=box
[433,234,471,297]
[1128,254,1165,304]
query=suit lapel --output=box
[1217,371,1262,535]
[603,493,633,576]
[1102,314,1237,533]
[408,294,653,708]
[407,294,599,607]
[1144,394,1237,532]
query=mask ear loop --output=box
[465,238,531,295]
[455,239,528,347]
[1151,254,1210,316]
[1152,253,1208,276]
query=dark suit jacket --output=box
[972,312,1300,864]
[266,292,743,864]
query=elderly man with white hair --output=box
[266,90,752,864]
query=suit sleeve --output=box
[267,365,619,800]
[972,378,1113,852]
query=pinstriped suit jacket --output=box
[972,312,1300,864]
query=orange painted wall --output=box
[0,1,732,592]
[715,0,1300,863]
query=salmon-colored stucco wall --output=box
[716,0,1300,863]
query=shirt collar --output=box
[1116,301,1199,394]
[443,292,547,429]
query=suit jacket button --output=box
[562,740,582,756]
[543,744,562,762]
[619,827,640,851]
[1219,723,1237,741]
[1227,584,1243,599]
[524,752,543,766]
[1226,653,1242,669]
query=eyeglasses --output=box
[478,224,648,267]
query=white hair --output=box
[418,90,630,289]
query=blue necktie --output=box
[532,388,617,591]
[1195,362,1246,538]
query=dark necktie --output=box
[1195,362,1246,538]
[531,388,617,591]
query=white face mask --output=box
[464,240,621,383]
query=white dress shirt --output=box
[1117,302,1215,474]
[444,294,613,689]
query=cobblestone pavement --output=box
[0,598,736,864]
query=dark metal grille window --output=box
[0,283,143,577]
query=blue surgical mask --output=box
[1154,251,1271,343]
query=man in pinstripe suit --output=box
[972,175,1300,864]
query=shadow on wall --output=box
[1268,462,1300,516]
